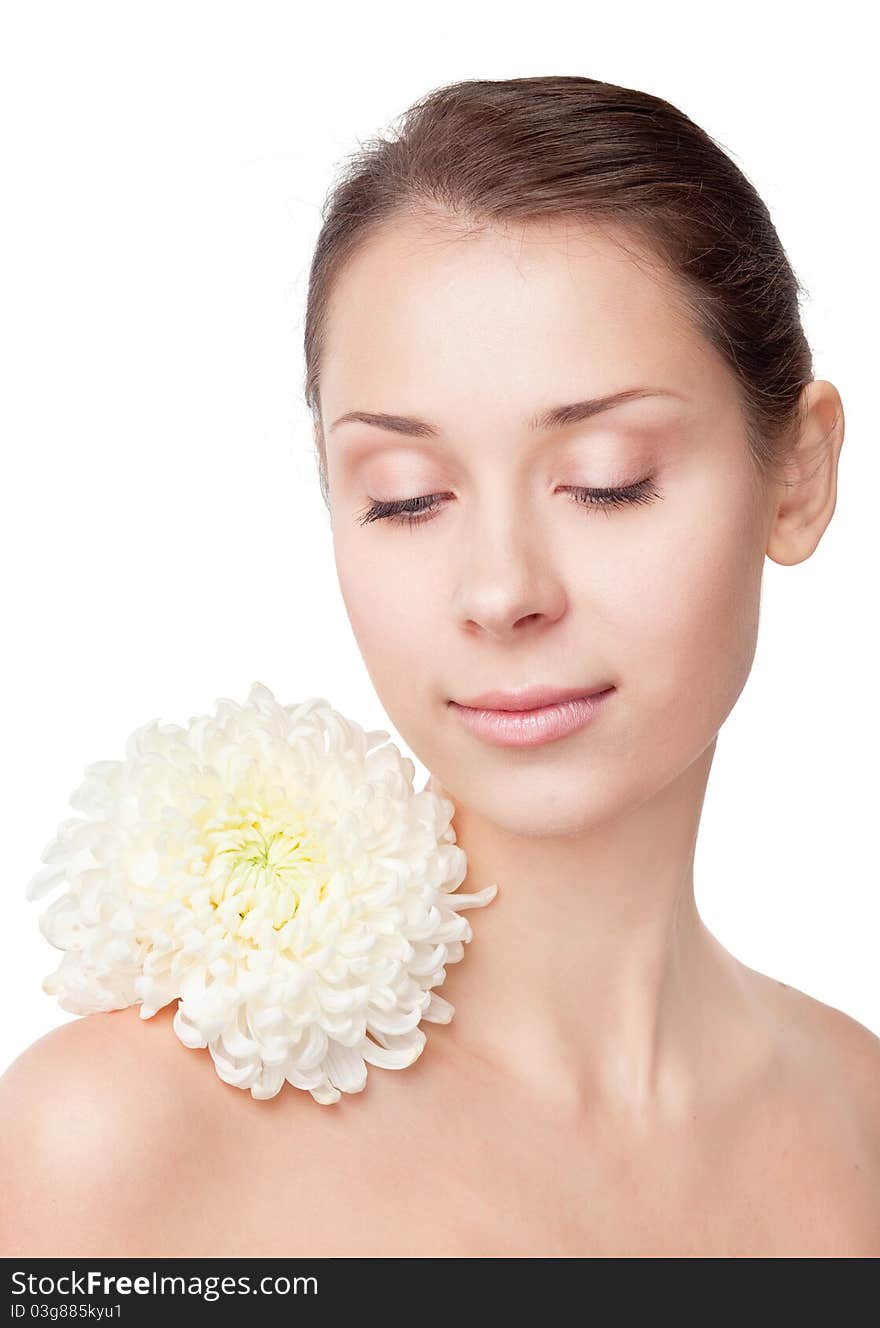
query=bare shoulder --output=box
[0,1004,353,1257]
[760,972,880,1134]
[0,1004,228,1256]
[739,965,880,1249]
[811,992,880,1097]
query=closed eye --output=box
[356,477,662,527]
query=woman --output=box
[2,74,877,1258]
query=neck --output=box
[429,740,773,1125]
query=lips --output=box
[449,683,614,712]
[448,687,614,747]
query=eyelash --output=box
[356,478,661,528]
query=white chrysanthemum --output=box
[27,682,497,1104]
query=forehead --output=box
[319,215,728,429]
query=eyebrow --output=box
[328,387,684,439]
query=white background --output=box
[2,0,876,1074]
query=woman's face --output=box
[319,216,775,837]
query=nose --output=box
[450,501,567,640]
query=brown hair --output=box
[303,75,814,510]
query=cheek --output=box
[615,486,765,743]
[333,534,432,702]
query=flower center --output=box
[206,818,329,934]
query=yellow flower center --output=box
[207,818,330,934]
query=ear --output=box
[765,380,845,567]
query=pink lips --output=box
[447,685,615,748]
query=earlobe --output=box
[765,379,845,567]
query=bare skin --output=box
[1,982,878,1257]
[2,214,877,1257]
